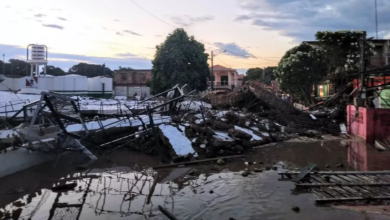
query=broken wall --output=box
[347,105,390,143]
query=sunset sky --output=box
[0,0,389,73]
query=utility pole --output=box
[360,31,366,89]
[210,51,214,91]
[2,54,4,75]
[262,68,265,87]
[375,0,378,39]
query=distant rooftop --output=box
[211,65,236,71]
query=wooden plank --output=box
[374,174,390,182]
[153,155,245,169]
[292,163,316,182]
[312,190,332,198]
[330,175,367,197]
[279,171,390,175]
[297,183,390,187]
[342,175,390,196]
[334,175,377,197]
[316,196,390,203]
[331,187,355,198]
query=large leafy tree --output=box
[150,28,209,94]
[0,59,32,76]
[274,43,327,105]
[42,65,66,76]
[68,63,113,77]
[315,30,375,73]
[243,66,276,84]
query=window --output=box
[221,75,228,85]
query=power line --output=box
[219,57,279,66]
[129,0,176,29]
[215,56,230,67]
[129,0,273,60]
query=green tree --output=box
[274,43,327,105]
[68,63,113,77]
[150,28,209,94]
[243,66,276,84]
[117,66,134,70]
[42,65,66,76]
[315,30,375,74]
[0,59,31,76]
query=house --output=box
[113,69,152,98]
[209,65,238,90]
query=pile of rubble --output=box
[128,104,343,163]
[0,82,345,170]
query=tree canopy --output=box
[68,63,113,77]
[274,43,327,104]
[315,30,375,74]
[150,28,209,94]
[243,67,276,84]
[0,59,32,76]
[42,65,66,76]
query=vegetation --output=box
[315,30,375,73]
[0,59,32,76]
[150,28,209,94]
[68,63,113,78]
[0,60,113,78]
[274,43,327,105]
[242,67,276,84]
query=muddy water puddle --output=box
[1,139,390,219]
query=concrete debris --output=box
[159,124,194,156]
[0,82,347,177]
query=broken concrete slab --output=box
[234,126,262,141]
[159,124,195,156]
[228,128,252,141]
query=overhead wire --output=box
[129,0,281,62]
[215,56,230,67]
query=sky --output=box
[0,0,389,74]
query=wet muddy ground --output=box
[1,137,390,219]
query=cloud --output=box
[114,19,120,22]
[34,14,46,18]
[235,0,390,40]
[116,52,142,58]
[170,15,214,27]
[213,42,255,59]
[116,32,123,36]
[52,8,62,11]
[57,17,67,21]
[155,35,162,37]
[42,24,64,30]
[123,30,141,36]
[0,44,152,70]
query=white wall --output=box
[88,77,113,92]
[0,75,113,96]
[114,86,151,98]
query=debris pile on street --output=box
[0,82,345,170]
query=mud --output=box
[1,138,390,219]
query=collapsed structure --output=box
[0,81,344,178]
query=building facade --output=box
[209,65,238,90]
[113,69,152,98]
